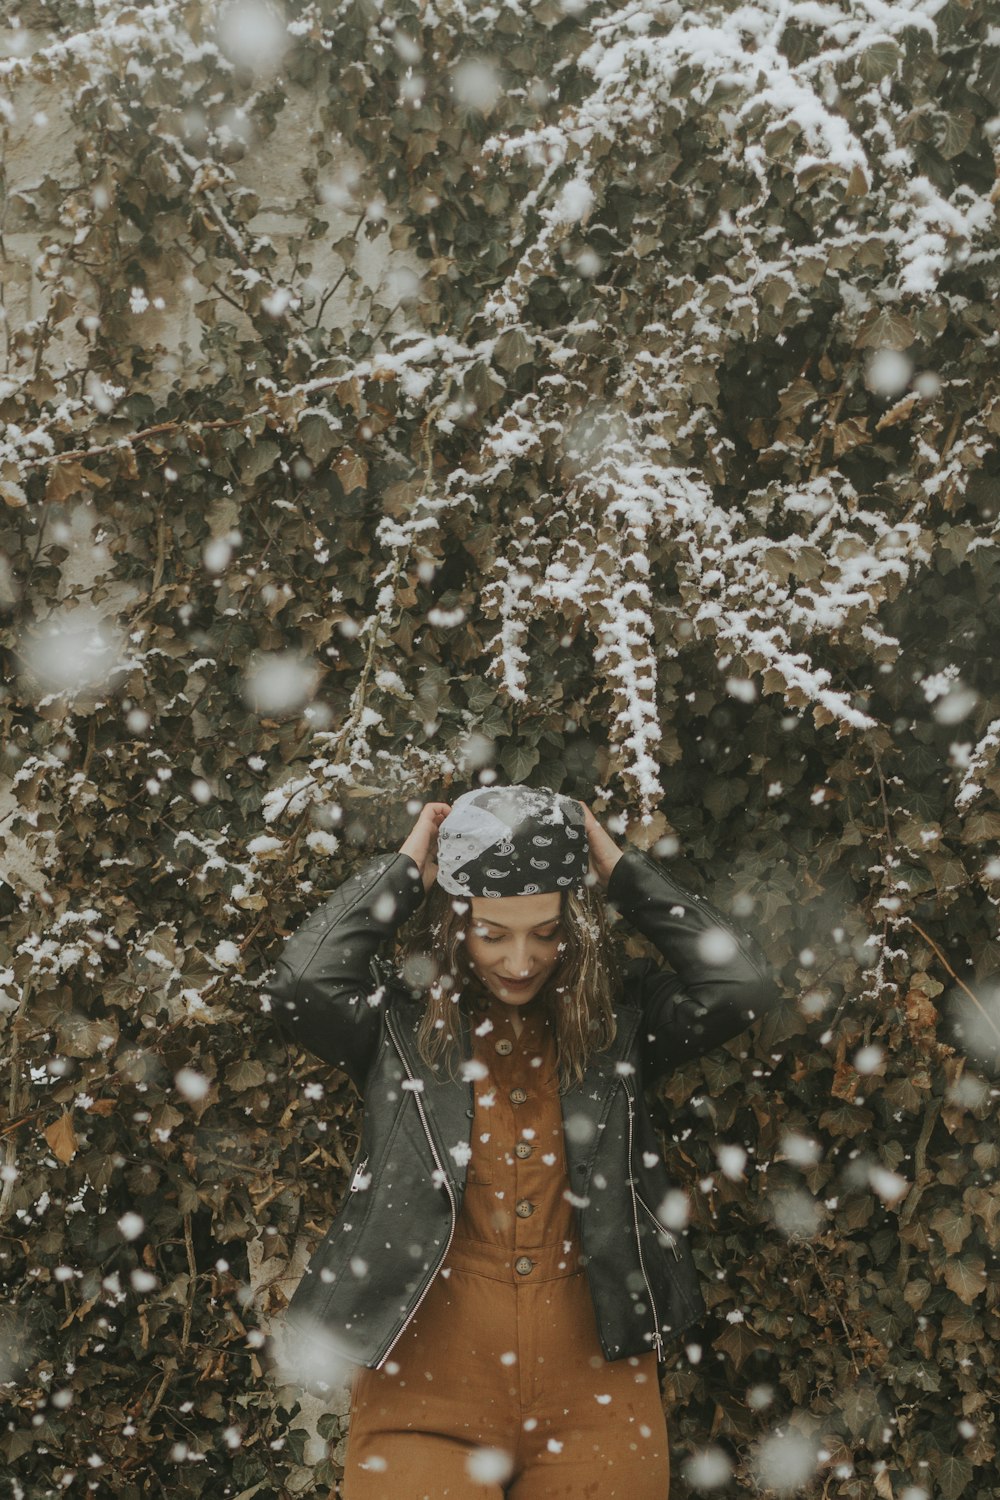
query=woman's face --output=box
[463,890,564,1006]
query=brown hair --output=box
[392,878,624,1093]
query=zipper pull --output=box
[349,1157,370,1192]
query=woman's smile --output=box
[496,973,538,993]
[475,967,548,1003]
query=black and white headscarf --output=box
[435,785,589,898]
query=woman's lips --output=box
[497,975,536,989]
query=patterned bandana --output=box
[435,786,589,898]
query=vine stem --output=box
[181,1212,196,1348]
[20,354,469,474]
[0,979,32,1227]
[144,1368,172,1424]
[903,917,1000,1043]
[0,1109,45,1138]
[806,1242,862,1379]
[22,413,267,468]
[142,1212,198,1425]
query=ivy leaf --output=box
[937,1455,973,1500]
[854,307,915,350]
[464,678,498,713]
[700,1051,743,1094]
[929,1205,971,1255]
[299,411,339,464]
[818,1104,875,1138]
[500,743,539,782]
[944,1255,986,1304]
[334,446,369,493]
[941,1306,979,1343]
[703,777,748,820]
[226,1059,267,1092]
[44,461,109,503]
[939,107,976,161]
[959,810,1000,843]
[239,440,280,483]
[839,1378,881,1437]
[975,48,1000,106]
[493,328,536,372]
[43,1111,78,1164]
[462,361,506,414]
[1,478,27,508]
[858,41,900,82]
[55,1013,120,1059]
[715,1320,765,1371]
[285,1428,309,1465]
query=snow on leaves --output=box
[0,2,998,1496]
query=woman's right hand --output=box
[399,802,452,893]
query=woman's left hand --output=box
[579,802,624,887]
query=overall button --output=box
[514,1256,534,1275]
[495,1039,513,1055]
[510,1087,527,1104]
[514,1142,533,1159]
[515,1199,535,1218]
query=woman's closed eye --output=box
[478,930,560,945]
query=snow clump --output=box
[683,1445,734,1489]
[751,1427,821,1495]
[216,0,289,74]
[117,1213,144,1241]
[175,1068,210,1101]
[466,1447,514,1484]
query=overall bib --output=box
[339,991,670,1499]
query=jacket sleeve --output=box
[261,851,427,1092]
[606,844,779,1081]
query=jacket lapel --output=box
[387,998,477,1196]
[560,1004,641,1189]
[387,996,642,1197]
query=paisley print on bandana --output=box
[436,786,589,898]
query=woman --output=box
[265,785,779,1499]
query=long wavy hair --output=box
[392,876,624,1093]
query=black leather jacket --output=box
[264,844,779,1370]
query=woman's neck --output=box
[467,981,545,1038]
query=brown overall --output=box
[339,991,670,1499]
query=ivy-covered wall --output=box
[2,0,999,1495]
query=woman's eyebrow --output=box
[472,916,561,931]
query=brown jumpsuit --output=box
[340,990,670,1499]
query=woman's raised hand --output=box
[579,801,624,887]
[399,802,452,893]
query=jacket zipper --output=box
[373,1013,458,1370]
[348,1156,370,1192]
[635,1190,681,1260]
[623,1076,664,1361]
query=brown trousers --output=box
[338,993,670,1499]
